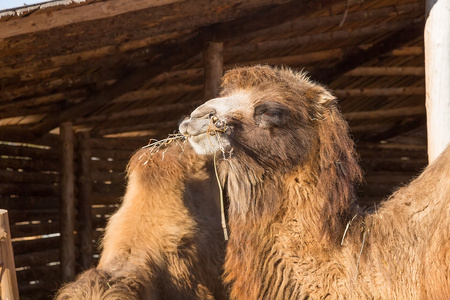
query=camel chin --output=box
[187,132,231,156]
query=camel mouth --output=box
[185,128,231,156]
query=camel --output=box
[55,145,227,299]
[179,65,450,299]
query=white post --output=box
[425,0,450,163]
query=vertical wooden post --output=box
[77,131,93,269]
[203,42,224,100]
[425,0,450,163]
[0,210,19,300]
[60,122,76,282]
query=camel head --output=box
[180,65,340,173]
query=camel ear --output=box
[317,90,336,109]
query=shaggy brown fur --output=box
[55,145,226,300]
[179,65,450,299]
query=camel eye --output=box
[254,102,288,128]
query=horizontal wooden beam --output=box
[240,2,423,41]
[345,106,425,120]
[113,84,202,103]
[391,46,423,56]
[244,48,344,66]
[335,87,425,97]
[78,100,204,124]
[344,67,425,77]
[95,120,178,136]
[0,0,183,39]
[225,19,421,56]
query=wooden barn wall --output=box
[356,142,428,207]
[0,133,427,298]
[0,135,61,299]
[0,134,146,299]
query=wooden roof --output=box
[0,0,426,146]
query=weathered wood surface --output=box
[0,0,183,39]
[203,42,223,100]
[0,210,20,300]
[77,131,93,269]
[59,122,75,282]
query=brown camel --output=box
[55,145,226,299]
[179,65,450,299]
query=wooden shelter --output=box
[0,0,442,298]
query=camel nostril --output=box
[210,114,218,123]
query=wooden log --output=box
[345,106,425,120]
[14,249,60,268]
[0,183,59,197]
[425,0,450,162]
[89,137,146,150]
[79,100,204,124]
[391,46,423,56]
[12,236,60,255]
[344,67,425,77]
[203,42,223,100]
[0,144,57,160]
[0,210,20,300]
[0,170,58,185]
[0,0,182,39]
[90,148,134,161]
[8,209,59,224]
[96,120,178,136]
[0,158,58,173]
[10,221,60,239]
[112,84,202,103]
[244,48,344,66]
[76,131,93,269]
[90,160,128,173]
[59,122,75,282]
[0,196,59,211]
[335,87,425,97]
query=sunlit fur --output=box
[183,66,450,299]
[55,145,226,300]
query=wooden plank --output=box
[203,42,223,100]
[78,100,204,124]
[0,170,58,185]
[59,122,75,282]
[12,236,60,255]
[10,221,60,239]
[0,158,58,172]
[335,87,425,97]
[345,106,425,120]
[14,249,59,268]
[76,131,93,269]
[345,67,425,77]
[0,0,183,39]
[0,196,59,211]
[0,209,20,300]
[90,148,134,161]
[425,0,450,162]
[95,120,179,136]
[0,183,59,197]
[8,209,59,224]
